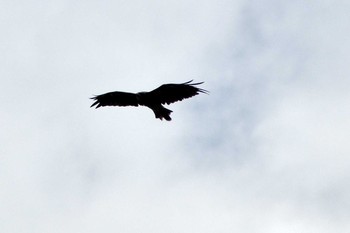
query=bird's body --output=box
[90,80,207,121]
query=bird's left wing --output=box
[148,80,208,105]
[90,91,139,108]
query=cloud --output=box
[1,0,350,232]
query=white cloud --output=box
[1,0,350,232]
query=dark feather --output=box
[90,80,207,120]
[90,91,139,108]
[148,80,209,105]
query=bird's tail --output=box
[151,105,172,121]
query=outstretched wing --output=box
[90,91,139,108]
[148,80,208,105]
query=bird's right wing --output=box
[90,91,139,108]
[148,80,208,105]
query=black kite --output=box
[90,80,208,121]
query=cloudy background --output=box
[1,0,350,232]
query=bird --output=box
[90,80,208,121]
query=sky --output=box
[1,0,350,232]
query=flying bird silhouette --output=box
[90,80,208,121]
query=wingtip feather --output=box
[185,80,208,94]
[90,96,100,108]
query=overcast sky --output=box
[1,0,350,232]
